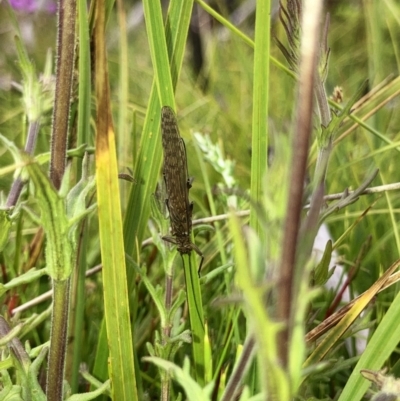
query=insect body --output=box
[160,106,204,271]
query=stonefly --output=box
[160,106,204,271]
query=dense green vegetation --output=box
[1,0,400,400]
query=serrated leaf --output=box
[25,161,73,281]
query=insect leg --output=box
[162,235,178,246]
[187,177,194,189]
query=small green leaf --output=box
[25,162,73,281]
[0,210,12,252]
[143,356,213,401]
[0,268,48,298]
[66,153,96,224]
[65,380,110,401]
[313,240,332,286]
[27,347,47,401]
[0,134,30,183]
[0,372,23,401]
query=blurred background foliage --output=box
[1,0,400,399]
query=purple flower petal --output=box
[9,0,58,13]
[10,0,37,12]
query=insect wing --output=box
[177,136,193,227]
[161,107,192,237]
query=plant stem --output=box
[160,271,173,401]
[49,0,77,189]
[183,254,205,385]
[220,335,256,401]
[46,0,76,393]
[278,0,322,366]
[46,279,71,401]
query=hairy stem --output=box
[49,0,77,189]
[46,279,71,401]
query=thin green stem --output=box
[250,0,271,238]
[46,279,71,401]
[183,254,205,385]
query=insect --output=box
[160,106,204,271]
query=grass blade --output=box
[93,0,137,398]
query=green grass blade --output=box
[122,3,198,382]
[76,0,91,147]
[69,0,92,391]
[95,111,138,401]
[143,0,206,384]
[229,212,289,399]
[338,291,400,401]
[195,0,294,77]
[183,255,205,385]
[250,0,271,237]
[143,0,175,108]
[115,0,129,193]
[93,0,137,398]
[123,0,193,254]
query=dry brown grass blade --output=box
[334,75,400,144]
[306,262,400,345]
